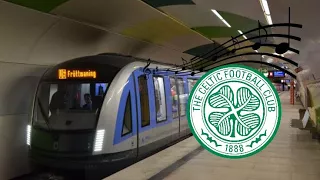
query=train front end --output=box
[26,56,121,169]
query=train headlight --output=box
[94,129,105,152]
[27,125,31,146]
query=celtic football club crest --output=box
[188,64,281,159]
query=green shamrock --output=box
[208,85,261,137]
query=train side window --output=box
[188,79,197,93]
[177,78,187,116]
[153,76,167,122]
[169,77,179,119]
[122,94,132,136]
[138,75,150,127]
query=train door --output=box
[152,75,175,148]
[186,78,198,134]
[133,70,155,156]
[187,78,198,94]
[176,77,188,137]
[169,76,180,140]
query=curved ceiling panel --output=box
[212,37,274,54]
[192,0,267,25]
[4,0,302,73]
[193,26,238,38]
[183,42,229,56]
[121,17,209,51]
[51,0,163,31]
[51,0,211,52]
[0,1,197,67]
[219,11,269,33]
[159,5,225,27]
[191,11,274,44]
[147,1,278,58]
[6,0,68,12]
[142,0,195,8]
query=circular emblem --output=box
[188,64,281,159]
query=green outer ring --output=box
[203,80,266,143]
[187,64,282,159]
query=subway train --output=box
[27,53,202,170]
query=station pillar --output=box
[290,80,294,105]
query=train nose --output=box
[53,134,59,141]
[30,128,96,153]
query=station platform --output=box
[105,92,320,180]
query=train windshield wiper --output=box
[37,98,51,131]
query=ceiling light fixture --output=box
[261,0,270,14]
[266,15,273,25]
[273,52,284,57]
[237,30,248,39]
[266,58,273,63]
[259,0,273,25]
[284,50,294,55]
[211,9,231,27]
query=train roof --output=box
[55,53,179,69]
[41,53,203,81]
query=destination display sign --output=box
[268,71,285,78]
[273,71,285,77]
[58,69,97,79]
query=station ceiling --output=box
[5,0,315,76]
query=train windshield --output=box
[33,82,108,130]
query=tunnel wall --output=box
[0,62,47,178]
[0,1,192,179]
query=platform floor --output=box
[106,92,320,180]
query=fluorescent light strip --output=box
[266,15,273,25]
[221,19,231,28]
[237,30,247,39]
[27,125,31,145]
[266,58,273,63]
[260,0,273,25]
[211,10,223,19]
[211,9,231,28]
[274,52,284,57]
[261,0,270,15]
